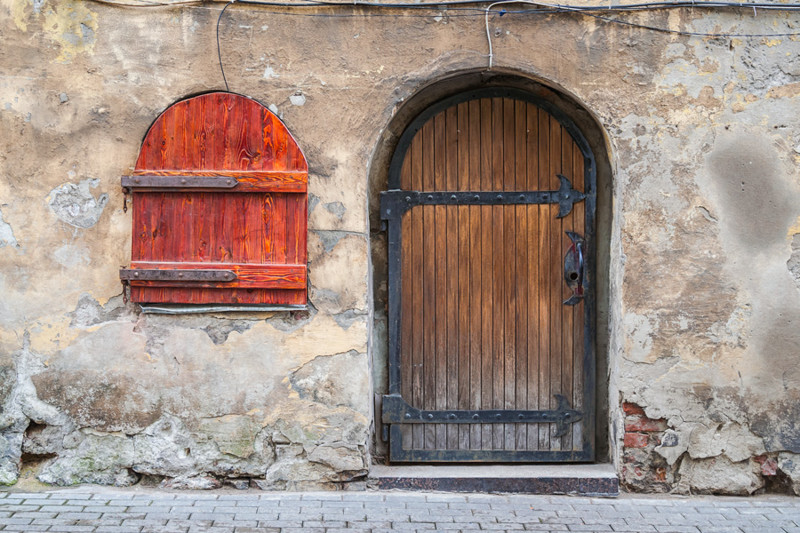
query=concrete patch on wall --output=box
[289,350,369,412]
[677,456,764,495]
[788,233,800,290]
[0,209,19,249]
[47,178,108,229]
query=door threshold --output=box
[367,463,618,496]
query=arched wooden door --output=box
[380,88,596,462]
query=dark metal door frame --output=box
[380,87,598,462]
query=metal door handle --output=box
[563,231,584,306]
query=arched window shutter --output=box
[120,92,308,306]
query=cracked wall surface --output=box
[1,0,800,493]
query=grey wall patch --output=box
[789,234,800,290]
[0,209,18,248]
[47,178,109,229]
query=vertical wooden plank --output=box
[560,126,575,452]
[229,193,246,263]
[444,106,459,451]
[573,142,586,452]
[526,105,540,450]
[137,115,162,170]
[549,114,563,451]
[422,119,437,451]
[243,99,263,170]
[491,98,505,450]
[284,194,305,265]
[433,112,447,451]
[479,97,493,449]
[274,194,288,265]
[222,96,241,170]
[410,131,424,452]
[537,108,551,452]
[160,105,177,169]
[400,141,412,190]
[502,98,516,451]
[197,96,211,169]
[261,107,276,171]
[468,99,483,450]
[400,207,413,403]
[456,102,471,451]
[400,146,414,406]
[514,100,528,451]
[261,193,274,262]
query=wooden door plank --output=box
[560,125,575,451]
[444,106,460,450]
[400,149,413,405]
[490,98,505,450]
[456,101,472,451]
[422,119,437,451]
[537,107,551,452]
[479,97,494,448]
[433,112,448,450]
[548,114,563,451]
[514,99,529,451]
[410,132,425,451]
[525,104,540,450]
[573,142,586,451]
[467,99,483,450]
[502,97,517,450]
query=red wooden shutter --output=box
[120,92,308,306]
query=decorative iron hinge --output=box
[121,175,240,189]
[382,393,582,438]
[119,269,237,282]
[380,174,586,221]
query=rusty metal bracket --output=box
[119,269,237,282]
[380,174,586,221]
[121,175,240,189]
[382,393,582,438]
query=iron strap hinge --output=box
[382,393,583,438]
[121,175,240,189]
[119,269,237,282]
[380,174,586,221]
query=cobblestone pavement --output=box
[0,487,798,532]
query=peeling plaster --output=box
[0,209,19,249]
[11,0,98,63]
[47,178,109,229]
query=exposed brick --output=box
[625,415,667,433]
[624,432,649,448]
[754,455,778,476]
[622,402,646,416]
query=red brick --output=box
[623,402,646,416]
[624,432,649,448]
[625,415,667,433]
[758,457,778,476]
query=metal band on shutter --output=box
[121,176,239,189]
[119,269,237,282]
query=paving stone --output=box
[0,487,796,532]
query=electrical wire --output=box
[217,0,236,91]
[108,0,800,88]
[89,0,800,11]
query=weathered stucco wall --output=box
[1,0,799,493]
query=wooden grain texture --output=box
[395,95,587,458]
[127,92,308,305]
